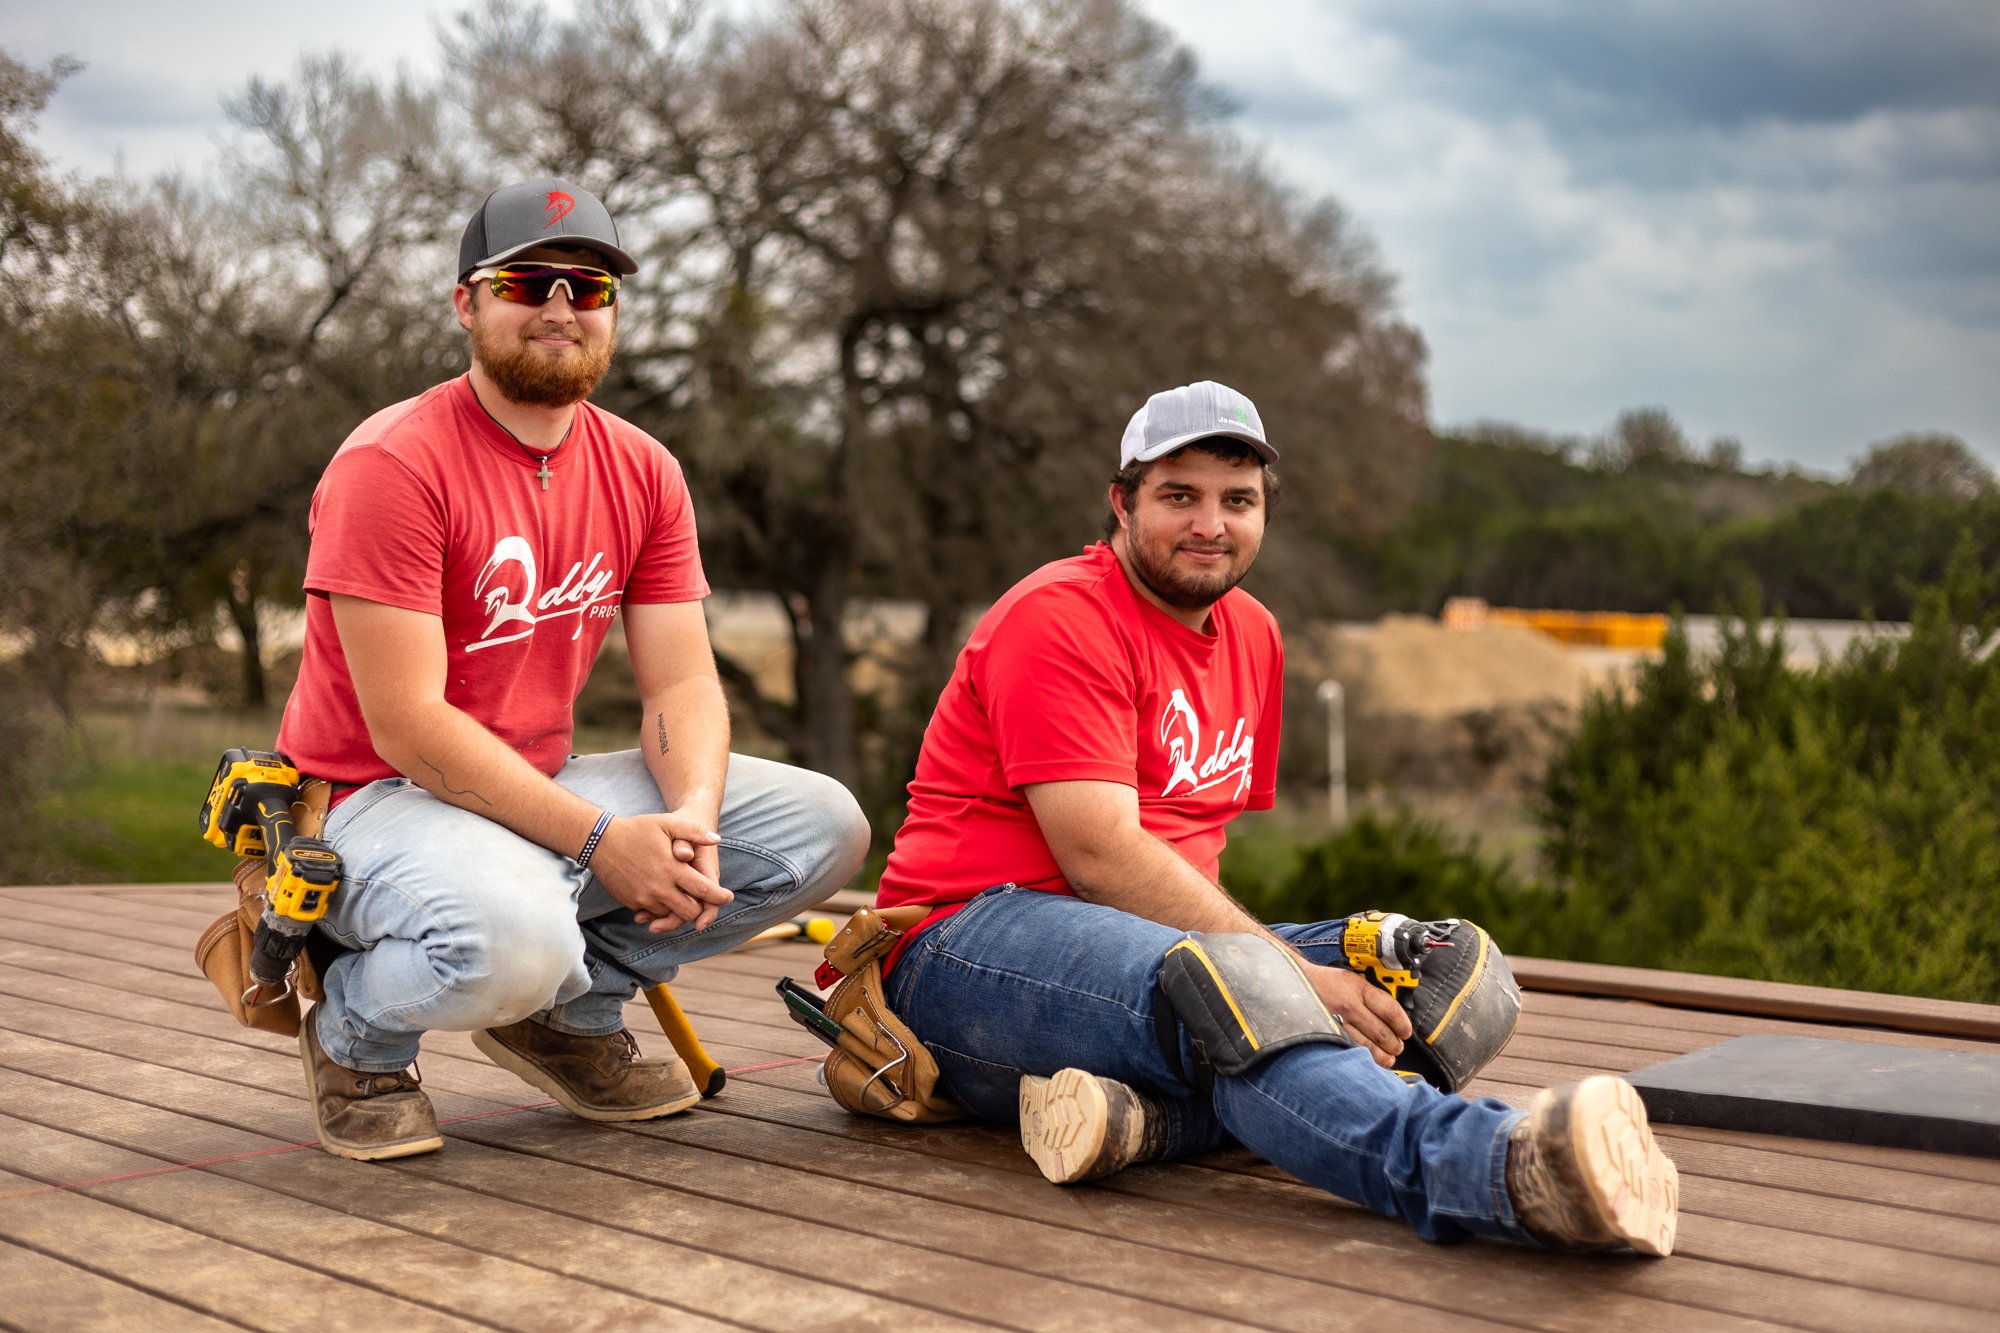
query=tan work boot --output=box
[1019,1068,1167,1184]
[1507,1075,1679,1256]
[473,1019,700,1121]
[299,1012,443,1161]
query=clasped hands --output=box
[584,808,732,934]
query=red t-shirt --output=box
[275,375,708,784]
[877,541,1283,922]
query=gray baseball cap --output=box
[1120,381,1276,466]
[457,177,638,280]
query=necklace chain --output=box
[467,378,573,491]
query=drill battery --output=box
[201,749,302,858]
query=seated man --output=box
[277,177,869,1160]
[871,381,1678,1254]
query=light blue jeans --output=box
[887,885,1531,1244]
[311,751,869,1072]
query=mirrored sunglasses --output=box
[467,262,620,311]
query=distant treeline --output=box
[1359,415,2000,621]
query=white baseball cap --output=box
[1120,381,1276,466]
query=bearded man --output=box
[868,381,1680,1255]
[274,178,868,1160]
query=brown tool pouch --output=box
[818,906,965,1124]
[193,779,331,1037]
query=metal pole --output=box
[1316,679,1347,828]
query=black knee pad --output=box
[1154,932,1352,1083]
[1401,917,1521,1091]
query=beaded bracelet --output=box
[575,809,614,870]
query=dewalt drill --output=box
[198,749,342,1005]
[1336,910,1456,1000]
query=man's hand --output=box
[1305,963,1413,1068]
[586,811,732,933]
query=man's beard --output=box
[1125,533,1256,610]
[469,315,615,407]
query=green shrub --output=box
[1534,545,2000,1000]
[1224,807,1574,943]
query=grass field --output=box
[27,705,284,884]
[21,704,706,884]
[40,756,229,882]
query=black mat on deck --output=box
[1627,1034,2000,1158]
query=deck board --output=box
[5,884,1999,1331]
[0,1236,244,1331]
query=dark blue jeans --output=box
[887,885,1530,1244]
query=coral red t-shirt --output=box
[877,542,1283,924]
[275,375,708,784]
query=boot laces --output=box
[354,1059,423,1098]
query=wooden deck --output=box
[3,883,1997,1331]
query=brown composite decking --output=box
[2,883,1997,1332]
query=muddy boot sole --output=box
[1568,1075,1680,1256]
[1018,1067,1158,1185]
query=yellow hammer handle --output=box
[744,917,839,949]
[644,984,725,1098]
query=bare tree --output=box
[0,50,85,271]
[0,52,469,710]
[0,50,114,713]
[114,57,468,705]
[445,0,1429,807]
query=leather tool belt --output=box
[193,778,332,1037]
[815,906,965,1124]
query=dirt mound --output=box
[1318,614,1592,720]
[1287,615,1598,796]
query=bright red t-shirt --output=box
[275,375,708,784]
[877,541,1283,919]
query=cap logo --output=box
[543,191,576,228]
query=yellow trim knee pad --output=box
[1155,933,1352,1081]
[1389,918,1522,1092]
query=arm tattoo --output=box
[417,753,493,807]
[655,711,670,756]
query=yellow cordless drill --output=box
[1337,910,1456,1000]
[198,749,342,1003]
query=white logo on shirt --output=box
[468,535,621,652]
[1159,687,1254,798]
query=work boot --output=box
[473,1019,700,1121]
[1018,1068,1167,1184]
[1506,1075,1679,1256]
[298,1012,443,1161]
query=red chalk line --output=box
[0,1054,820,1202]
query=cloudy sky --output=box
[8,0,1998,472]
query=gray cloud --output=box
[45,67,218,132]
[1361,0,2000,131]
[1148,0,2000,464]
